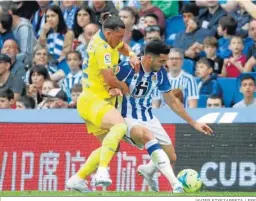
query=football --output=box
[177,169,202,193]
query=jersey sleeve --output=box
[158,68,172,92]
[116,61,133,81]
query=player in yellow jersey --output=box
[66,13,140,192]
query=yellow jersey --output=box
[82,30,123,99]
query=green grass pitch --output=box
[0,191,256,197]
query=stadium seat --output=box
[198,95,209,108]
[233,73,256,103]
[165,15,185,44]
[217,78,237,107]
[182,59,195,75]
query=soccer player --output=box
[66,13,140,191]
[112,39,213,192]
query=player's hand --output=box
[129,55,140,73]
[109,88,123,97]
[193,122,213,136]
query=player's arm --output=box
[95,45,129,94]
[101,69,129,95]
[117,42,140,72]
[163,91,213,135]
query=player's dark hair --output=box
[18,95,36,109]
[101,12,125,30]
[144,39,170,56]
[0,88,14,100]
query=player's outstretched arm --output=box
[163,91,213,136]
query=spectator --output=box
[221,36,246,78]
[0,12,15,50]
[230,2,251,38]
[244,52,256,73]
[76,23,99,68]
[140,25,162,56]
[61,51,83,102]
[9,1,37,67]
[62,0,78,29]
[206,95,224,108]
[38,5,74,63]
[203,36,223,75]
[244,20,256,60]
[69,83,82,108]
[42,79,59,95]
[173,16,213,60]
[73,4,96,44]
[31,0,51,38]
[181,2,199,26]
[25,45,65,83]
[1,39,26,79]
[0,88,14,109]
[236,0,256,20]
[16,95,36,109]
[197,0,226,35]
[0,53,25,102]
[233,74,256,108]
[143,13,158,30]
[196,58,222,97]
[27,65,50,105]
[138,0,165,31]
[152,48,199,108]
[144,25,162,44]
[119,7,141,61]
[10,1,39,20]
[217,16,238,59]
[42,88,69,109]
[91,0,118,25]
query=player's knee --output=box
[110,123,127,139]
[140,128,154,144]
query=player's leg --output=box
[76,133,107,179]
[66,130,107,192]
[127,121,182,192]
[129,117,183,193]
[67,94,125,189]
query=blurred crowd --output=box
[0,0,255,110]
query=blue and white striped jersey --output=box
[116,61,171,121]
[61,70,83,102]
[153,70,199,108]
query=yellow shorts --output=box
[77,91,116,136]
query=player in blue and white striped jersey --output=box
[113,40,213,192]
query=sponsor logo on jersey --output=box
[104,53,111,64]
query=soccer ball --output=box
[177,169,202,193]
